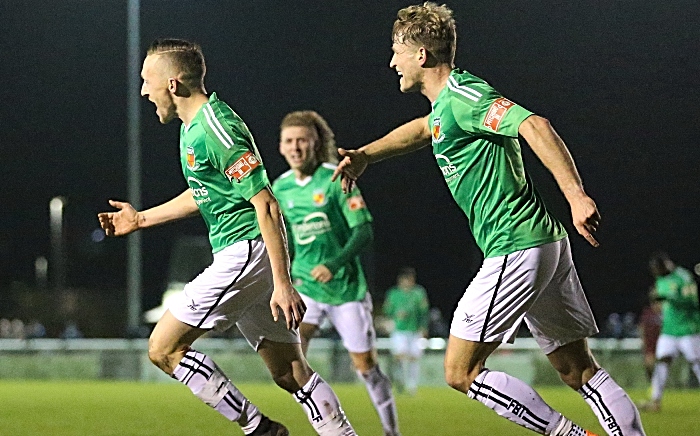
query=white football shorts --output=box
[655,333,700,361]
[168,237,300,350]
[300,292,376,353]
[450,237,599,354]
[391,331,424,359]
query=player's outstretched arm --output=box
[332,115,431,193]
[250,187,306,329]
[97,189,199,237]
[518,115,601,247]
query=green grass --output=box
[0,381,697,435]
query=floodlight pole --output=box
[126,0,142,335]
[49,196,66,291]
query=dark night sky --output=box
[1,1,699,331]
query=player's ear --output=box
[167,77,178,94]
[417,47,427,66]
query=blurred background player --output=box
[383,267,429,395]
[99,39,355,436]
[638,287,662,382]
[639,252,700,412]
[272,111,400,436]
[332,3,646,435]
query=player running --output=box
[98,39,356,436]
[332,3,646,435]
[640,252,700,412]
[273,111,400,436]
[383,267,430,396]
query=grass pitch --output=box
[0,381,696,435]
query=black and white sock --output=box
[578,368,646,436]
[358,365,399,435]
[650,361,669,403]
[293,372,356,435]
[172,349,262,434]
[468,369,567,434]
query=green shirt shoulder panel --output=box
[446,73,532,138]
[198,95,269,201]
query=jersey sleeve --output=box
[332,178,373,228]
[383,289,396,317]
[202,108,269,201]
[450,83,533,139]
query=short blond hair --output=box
[392,2,456,66]
[146,38,206,91]
[280,111,338,164]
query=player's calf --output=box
[172,349,270,434]
[293,372,357,436]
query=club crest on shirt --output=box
[483,97,514,132]
[186,146,199,170]
[225,151,260,182]
[432,117,445,143]
[312,189,327,207]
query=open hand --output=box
[97,200,140,237]
[331,148,369,194]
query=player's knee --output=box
[350,351,377,373]
[270,370,300,393]
[147,340,183,375]
[444,361,481,393]
[557,363,598,390]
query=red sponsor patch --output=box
[225,151,260,182]
[346,195,366,211]
[483,97,515,132]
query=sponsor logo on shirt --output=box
[293,212,332,245]
[312,189,327,207]
[483,97,515,132]
[186,146,200,170]
[225,151,260,182]
[435,154,460,184]
[346,195,366,211]
[432,117,445,143]
[188,176,211,206]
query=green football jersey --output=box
[383,285,429,332]
[655,266,700,336]
[180,92,269,253]
[272,163,372,305]
[429,70,567,258]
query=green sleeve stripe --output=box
[202,103,234,149]
[447,75,482,102]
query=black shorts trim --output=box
[196,240,253,328]
[479,255,508,342]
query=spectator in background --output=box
[429,307,449,338]
[622,312,637,339]
[639,252,700,412]
[383,267,430,396]
[60,320,83,339]
[9,319,25,339]
[638,289,663,382]
[26,320,47,339]
[0,318,11,338]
